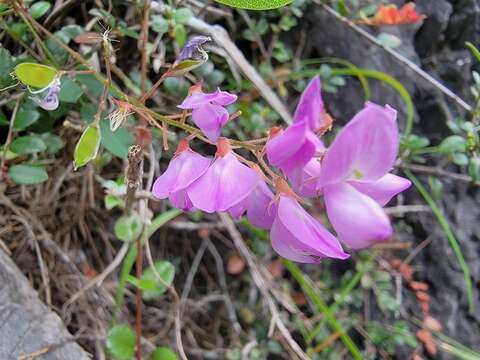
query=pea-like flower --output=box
[266,121,322,176]
[31,79,61,111]
[293,75,325,131]
[152,139,211,211]
[317,103,411,249]
[171,36,211,76]
[178,88,237,142]
[187,138,259,213]
[269,179,349,263]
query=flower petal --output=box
[188,153,259,212]
[191,104,229,142]
[210,89,237,106]
[318,103,399,188]
[178,89,237,109]
[245,181,276,229]
[270,196,349,263]
[169,190,195,211]
[294,76,324,131]
[266,121,320,174]
[324,182,392,249]
[350,173,411,206]
[288,158,322,197]
[152,151,210,199]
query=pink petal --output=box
[293,76,324,131]
[324,182,392,249]
[266,121,321,174]
[152,151,210,199]
[188,153,259,213]
[350,173,411,206]
[228,201,247,219]
[169,190,195,211]
[245,181,276,229]
[318,103,399,188]
[210,89,237,106]
[270,196,349,263]
[288,158,322,197]
[191,104,229,142]
[178,89,237,109]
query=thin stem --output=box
[139,71,170,104]
[140,0,151,93]
[1,96,22,180]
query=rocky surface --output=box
[304,0,480,358]
[0,250,89,360]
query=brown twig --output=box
[125,145,144,215]
[400,163,480,187]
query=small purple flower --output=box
[177,36,211,63]
[266,120,322,176]
[32,79,61,111]
[152,139,211,211]
[187,138,259,213]
[317,102,411,249]
[269,179,349,263]
[293,75,325,131]
[178,88,237,142]
[288,157,322,197]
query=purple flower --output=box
[288,157,322,197]
[269,179,349,263]
[266,121,322,175]
[317,102,411,249]
[178,88,237,142]
[228,179,277,229]
[152,139,211,211]
[177,36,211,63]
[32,80,60,111]
[293,75,325,131]
[187,138,260,213]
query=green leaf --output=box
[8,164,48,184]
[174,7,193,24]
[141,261,175,300]
[468,157,480,181]
[0,48,15,89]
[214,0,293,10]
[150,347,178,360]
[146,209,183,238]
[29,1,51,19]
[100,119,134,159]
[0,111,8,126]
[10,135,47,154]
[174,24,187,47]
[114,213,143,242]
[106,324,136,360]
[14,107,40,130]
[40,133,65,154]
[73,125,101,169]
[151,15,169,34]
[452,153,469,166]
[466,41,480,63]
[14,63,58,89]
[58,77,83,103]
[439,135,467,154]
[335,0,350,16]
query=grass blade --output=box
[405,170,474,312]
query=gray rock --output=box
[0,250,90,360]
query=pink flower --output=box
[266,121,323,175]
[293,75,325,131]
[288,157,322,197]
[178,88,237,142]
[228,179,277,229]
[152,139,211,211]
[187,138,259,213]
[269,179,349,263]
[317,103,411,249]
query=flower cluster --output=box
[152,76,411,263]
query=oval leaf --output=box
[106,324,136,360]
[141,261,175,300]
[74,125,101,170]
[114,213,143,242]
[14,63,58,89]
[8,164,48,185]
[150,347,178,360]
[214,0,292,10]
[10,135,47,154]
[29,1,51,19]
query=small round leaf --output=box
[74,125,101,170]
[106,324,136,360]
[8,164,48,185]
